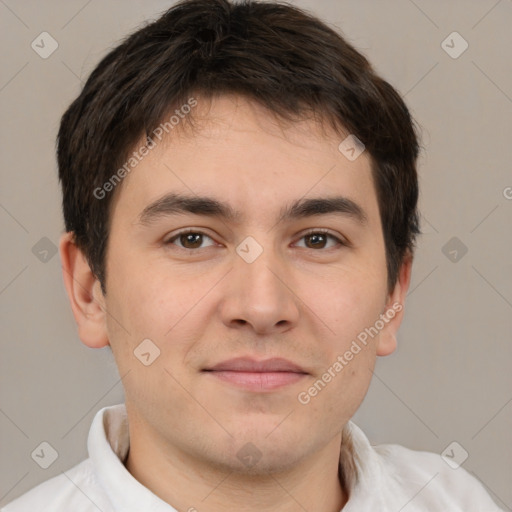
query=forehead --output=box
[109,95,379,227]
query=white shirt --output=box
[2,403,503,511]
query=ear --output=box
[376,251,413,356]
[59,232,109,348]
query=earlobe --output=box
[376,252,413,357]
[59,232,110,348]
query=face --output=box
[75,95,408,474]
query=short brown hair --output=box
[57,0,421,295]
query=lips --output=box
[203,357,308,374]
[202,357,309,391]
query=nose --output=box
[218,240,301,335]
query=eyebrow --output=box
[136,192,368,227]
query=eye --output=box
[165,228,346,251]
[294,229,346,250]
[165,229,216,250]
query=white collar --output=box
[88,403,394,511]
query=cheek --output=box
[103,249,164,347]
[325,269,387,345]
[105,252,214,352]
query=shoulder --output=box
[1,458,113,512]
[374,442,504,511]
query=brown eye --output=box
[304,232,328,249]
[166,230,215,250]
[296,230,345,250]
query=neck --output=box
[124,427,348,511]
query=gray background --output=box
[1,0,511,508]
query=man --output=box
[2,0,503,510]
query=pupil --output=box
[308,233,325,248]
[183,233,201,248]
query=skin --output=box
[60,94,412,511]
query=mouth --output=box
[202,357,309,392]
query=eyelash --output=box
[165,228,347,252]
